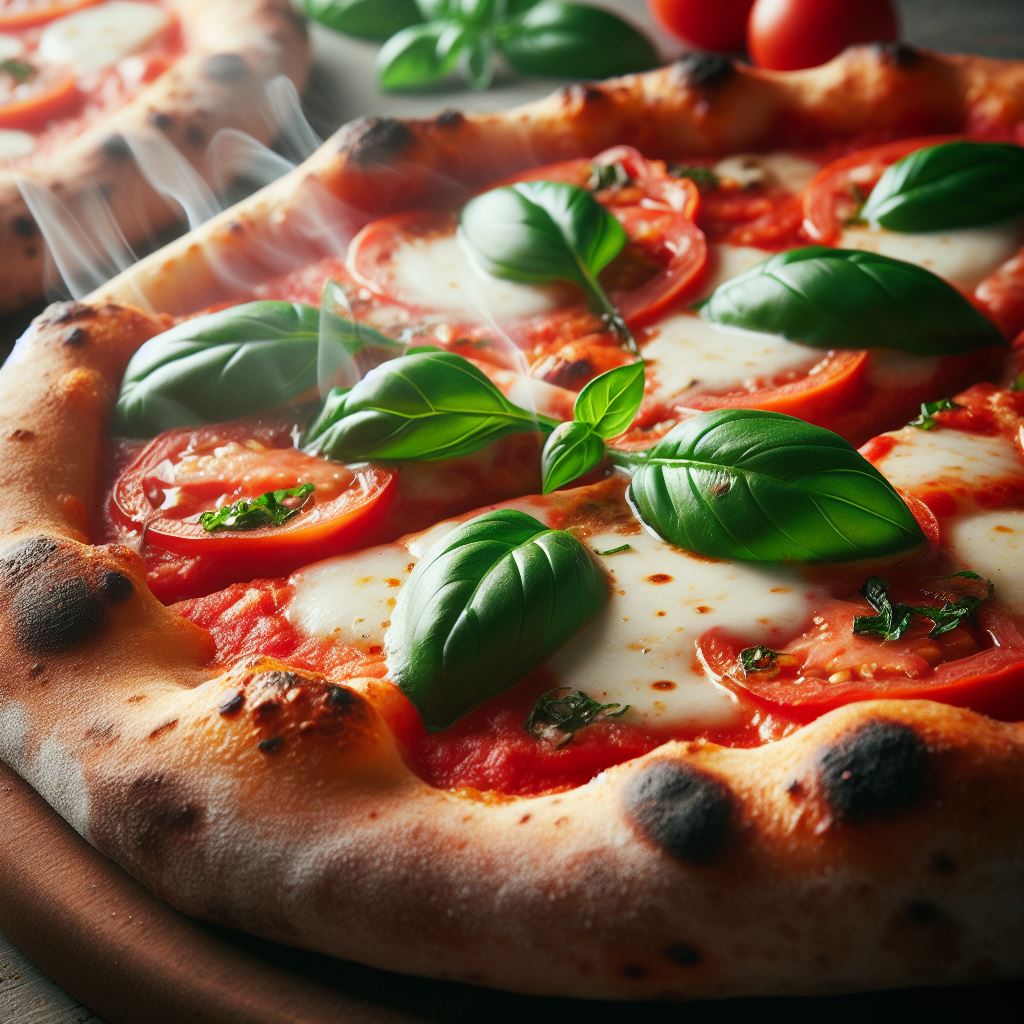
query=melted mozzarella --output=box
[0,35,23,60]
[946,510,1024,613]
[840,223,1024,291]
[698,243,771,296]
[288,499,824,729]
[0,129,35,160]
[643,313,818,403]
[712,152,821,192]
[869,426,1024,497]
[39,2,171,74]
[390,234,562,321]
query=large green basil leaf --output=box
[860,141,1024,232]
[628,409,924,562]
[376,21,468,91]
[541,420,604,493]
[386,508,607,730]
[497,2,657,78]
[459,180,638,353]
[700,246,1005,355]
[114,301,402,438]
[303,349,554,461]
[302,0,423,40]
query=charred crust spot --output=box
[435,109,464,129]
[99,133,132,161]
[185,123,205,149]
[930,851,957,875]
[252,669,297,691]
[562,83,607,107]
[106,774,204,853]
[664,942,702,967]
[872,41,921,68]
[621,963,647,979]
[545,357,595,390]
[343,117,414,166]
[48,302,96,325]
[218,691,244,716]
[12,574,103,654]
[148,719,178,740]
[905,900,942,925]
[1,537,58,589]
[325,683,358,711]
[149,111,173,132]
[7,429,35,441]
[203,52,251,83]
[625,761,733,863]
[62,326,88,348]
[673,51,735,90]
[11,214,37,238]
[98,570,133,603]
[258,736,284,754]
[818,720,928,822]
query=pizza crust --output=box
[0,0,309,314]
[3,47,1024,997]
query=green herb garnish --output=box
[738,645,781,674]
[668,165,719,191]
[594,543,631,556]
[909,397,961,431]
[524,687,629,747]
[199,483,314,532]
[0,58,36,83]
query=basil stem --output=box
[387,508,607,730]
[700,246,1006,356]
[459,181,640,355]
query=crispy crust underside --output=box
[0,49,1022,999]
[0,0,309,315]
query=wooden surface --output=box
[3,0,1024,1021]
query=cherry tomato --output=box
[646,0,754,52]
[111,420,396,602]
[747,0,899,71]
[0,0,102,29]
[0,70,82,131]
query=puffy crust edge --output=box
[0,0,309,314]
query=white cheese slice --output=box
[0,129,35,160]
[38,2,171,74]
[698,243,771,296]
[642,313,819,403]
[389,234,562,322]
[867,426,1024,498]
[712,152,821,193]
[287,496,825,729]
[0,35,23,61]
[840,222,1024,291]
[946,509,1024,613]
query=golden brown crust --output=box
[0,0,309,314]
[3,47,1024,998]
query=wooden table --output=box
[3,1,1024,1020]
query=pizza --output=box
[2,45,1024,1000]
[0,0,308,314]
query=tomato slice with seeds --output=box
[111,421,396,602]
[0,69,81,130]
[802,135,958,243]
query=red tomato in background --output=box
[748,0,899,70]
[647,0,754,51]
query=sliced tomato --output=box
[346,147,708,336]
[0,0,100,29]
[698,602,1024,723]
[802,135,957,243]
[111,420,396,603]
[0,69,81,131]
[976,249,1024,340]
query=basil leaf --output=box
[465,33,494,89]
[573,361,644,439]
[860,141,1024,232]
[738,645,780,674]
[587,160,633,192]
[853,573,993,641]
[459,181,638,353]
[668,164,719,191]
[909,397,961,431]
[387,508,607,730]
[627,409,925,563]
[524,687,628,747]
[0,58,36,83]
[497,1,657,79]
[199,483,314,532]
[700,247,1006,355]
[541,420,604,494]
[301,386,350,450]
[114,302,401,438]
[303,349,554,461]
[302,0,423,39]
[376,21,467,91]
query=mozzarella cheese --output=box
[38,2,171,74]
[868,426,1024,498]
[946,510,1024,613]
[287,497,825,729]
[840,222,1024,291]
[0,35,23,61]
[390,234,562,321]
[712,152,821,193]
[0,129,35,160]
[642,313,819,403]
[698,243,771,296]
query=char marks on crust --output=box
[624,760,733,863]
[672,52,735,90]
[435,109,465,129]
[94,772,205,855]
[818,720,929,822]
[340,116,415,165]
[871,41,923,68]
[99,133,133,162]
[203,52,251,83]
